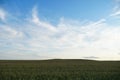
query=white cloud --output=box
[111,10,120,16]
[0,25,24,39]
[31,6,57,32]
[111,0,120,16]
[114,0,120,10]
[0,8,6,21]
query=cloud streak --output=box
[0,8,6,21]
[32,6,57,32]
[111,0,120,16]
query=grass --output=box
[0,59,120,80]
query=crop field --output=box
[0,59,120,80]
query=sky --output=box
[0,0,120,60]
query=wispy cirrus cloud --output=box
[111,0,120,16]
[111,10,120,16]
[0,6,120,60]
[0,8,6,21]
[113,0,120,11]
[0,25,23,39]
[31,6,57,32]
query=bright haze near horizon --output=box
[0,0,120,60]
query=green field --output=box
[0,59,120,80]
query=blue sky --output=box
[1,0,114,22]
[0,0,120,60]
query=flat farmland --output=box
[0,59,120,80]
